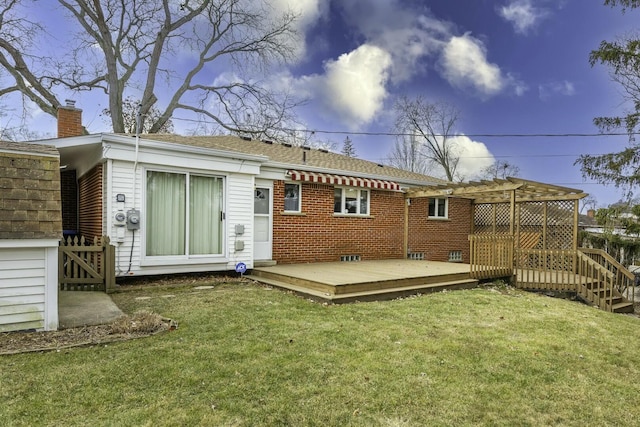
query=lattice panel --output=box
[518,201,544,250]
[474,203,511,234]
[546,200,574,250]
[475,200,576,250]
[518,200,574,250]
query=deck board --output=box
[248,260,476,302]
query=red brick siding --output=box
[60,169,78,232]
[78,164,102,238]
[57,106,83,138]
[407,197,472,262]
[272,181,405,264]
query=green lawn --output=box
[3,281,640,426]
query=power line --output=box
[171,116,638,139]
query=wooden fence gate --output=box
[59,236,115,293]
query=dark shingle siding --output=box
[0,143,62,240]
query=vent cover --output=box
[408,252,424,260]
[340,255,361,262]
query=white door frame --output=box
[253,179,273,261]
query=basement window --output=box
[448,250,463,262]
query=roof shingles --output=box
[133,134,447,186]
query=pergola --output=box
[404,179,636,313]
[406,177,588,247]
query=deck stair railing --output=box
[469,234,635,314]
[579,248,636,304]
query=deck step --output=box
[612,302,635,314]
[246,274,479,304]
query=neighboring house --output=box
[0,141,62,332]
[35,103,473,277]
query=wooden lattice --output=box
[474,200,575,253]
[474,203,512,234]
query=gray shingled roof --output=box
[131,134,447,186]
[0,140,59,157]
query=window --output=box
[146,171,224,257]
[428,197,448,219]
[334,187,369,215]
[449,250,462,262]
[284,183,301,212]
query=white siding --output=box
[0,245,57,332]
[226,173,255,269]
[106,159,256,276]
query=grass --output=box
[3,281,640,426]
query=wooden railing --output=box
[59,236,115,293]
[515,249,578,292]
[468,234,514,279]
[579,248,636,305]
[514,248,630,312]
[469,234,636,312]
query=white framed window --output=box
[284,183,301,212]
[145,170,224,258]
[334,187,369,215]
[428,197,448,219]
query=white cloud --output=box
[297,44,392,128]
[439,34,505,96]
[498,0,547,35]
[264,0,328,60]
[447,135,495,180]
[335,0,450,84]
[538,80,576,100]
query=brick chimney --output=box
[587,209,595,218]
[57,100,83,138]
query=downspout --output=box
[404,196,410,258]
[132,104,142,205]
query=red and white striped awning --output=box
[288,170,400,191]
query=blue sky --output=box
[273,0,638,208]
[6,0,639,207]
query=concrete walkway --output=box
[58,291,124,329]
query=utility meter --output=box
[126,209,141,230]
[114,211,126,227]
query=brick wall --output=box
[407,197,472,262]
[57,105,83,138]
[78,164,103,238]
[60,169,78,232]
[272,181,405,263]
[0,145,62,240]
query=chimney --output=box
[587,209,595,218]
[57,100,83,138]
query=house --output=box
[34,103,474,278]
[0,141,62,332]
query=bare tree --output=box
[386,133,429,174]
[0,0,301,135]
[394,95,461,181]
[102,96,173,134]
[480,160,520,180]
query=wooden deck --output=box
[247,260,479,303]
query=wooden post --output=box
[542,201,548,250]
[103,236,116,294]
[403,197,409,258]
